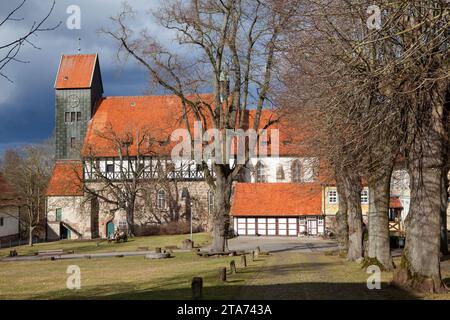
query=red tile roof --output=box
[82,95,213,157]
[46,161,84,196]
[81,95,308,158]
[231,183,323,216]
[390,196,403,209]
[0,174,20,206]
[55,54,97,89]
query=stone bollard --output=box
[182,239,194,250]
[191,277,203,300]
[240,255,247,267]
[230,260,237,274]
[155,247,162,253]
[219,267,227,281]
[252,250,257,261]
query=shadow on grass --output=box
[27,281,418,300]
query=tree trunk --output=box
[211,170,232,252]
[366,166,394,270]
[335,175,349,253]
[440,160,449,256]
[28,225,34,246]
[126,202,135,237]
[394,88,446,293]
[343,172,363,261]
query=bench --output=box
[136,246,149,251]
[37,249,64,256]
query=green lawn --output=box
[0,235,448,300]
[0,251,262,299]
[0,233,211,258]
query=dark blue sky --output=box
[0,0,167,155]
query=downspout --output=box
[45,196,48,242]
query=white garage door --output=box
[234,217,298,236]
[257,218,267,235]
[288,218,298,236]
[267,218,276,235]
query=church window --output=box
[291,160,302,182]
[76,112,81,122]
[55,208,62,221]
[70,137,76,148]
[157,190,166,209]
[71,112,76,122]
[255,161,267,182]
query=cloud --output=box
[0,0,169,149]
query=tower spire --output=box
[77,37,81,53]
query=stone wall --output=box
[46,180,214,239]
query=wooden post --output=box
[230,260,237,274]
[219,267,227,281]
[191,277,203,300]
[240,255,247,267]
[256,246,261,254]
[155,247,162,253]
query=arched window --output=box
[157,189,166,209]
[276,164,285,182]
[291,160,302,182]
[208,190,215,214]
[255,161,267,182]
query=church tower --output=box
[54,54,103,159]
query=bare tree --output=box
[0,0,60,82]
[103,0,299,251]
[1,145,53,245]
[79,124,156,236]
[282,0,449,290]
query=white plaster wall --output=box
[246,156,318,183]
[0,206,19,238]
[47,196,91,239]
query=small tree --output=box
[2,145,53,245]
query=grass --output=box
[0,252,263,300]
[0,235,448,300]
[0,232,212,258]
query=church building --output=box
[45,53,328,240]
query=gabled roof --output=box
[81,94,309,158]
[46,161,84,196]
[55,54,98,89]
[82,95,213,157]
[231,183,322,216]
